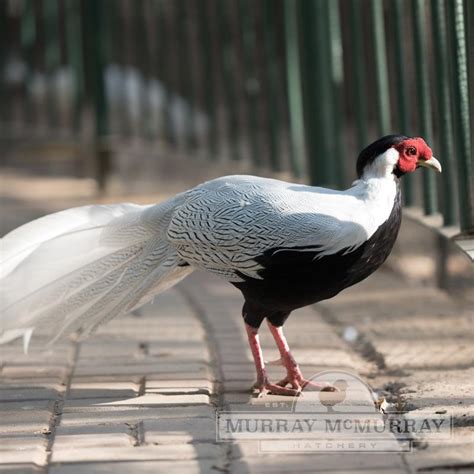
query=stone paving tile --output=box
[0,387,61,402]
[231,464,407,474]
[54,431,132,449]
[73,361,210,377]
[229,452,408,473]
[103,393,211,406]
[54,423,136,447]
[76,340,146,356]
[0,341,70,356]
[1,366,68,379]
[0,400,55,435]
[0,449,47,468]
[74,352,209,366]
[68,381,138,400]
[145,378,213,394]
[0,466,41,474]
[145,345,211,363]
[92,325,205,342]
[0,434,47,451]
[0,379,65,390]
[60,405,215,426]
[48,460,222,474]
[143,418,216,444]
[71,371,213,383]
[50,443,221,463]
[0,435,48,468]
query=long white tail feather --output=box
[0,204,146,279]
[0,198,194,348]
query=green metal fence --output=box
[1,0,473,238]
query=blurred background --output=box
[0,0,473,290]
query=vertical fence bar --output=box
[262,0,282,171]
[431,0,457,225]
[316,0,336,184]
[20,0,36,127]
[216,0,240,161]
[327,0,345,186]
[0,1,6,126]
[102,0,125,137]
[349,0,368,153]
[33,0,46,133]
[274,1,292,168]
[57,1,68,77]
[393,0,414,205]
[102,0,115,135]
[6,7,21,130]
[449,0,473,231]
[156,0,174,145]
[65,0,84,134]
[412,0,437,215]
[88,3,108,138]
[300,0,321,184]
[284,0,305,178]
[57,1,70,133]
[370,0,391,137]
[134,0,152,140]
[43,0,60,129]
[239,0,261,167]
[176,0,195,150]
[468,0,474,153]
[301,0,333,185]
[83,0,109,190]
[197,0,217,160]
[121,0,134,139]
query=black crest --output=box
[356,134,408,178]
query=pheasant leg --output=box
[245,324,299,396]
[266,321,336,392]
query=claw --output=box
[277,375,337,392]
[276,376,301,390]
[252,378,301,397]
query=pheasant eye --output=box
[407,147,417,156]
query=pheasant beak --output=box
[418,156,442,173]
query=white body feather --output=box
[0,150,398,349]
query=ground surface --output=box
[1,170,473,473]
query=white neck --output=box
[341,148,400,246]
[360,147,399,181]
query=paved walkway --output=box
[0,170,473,473]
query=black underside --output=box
[233,186,402,328]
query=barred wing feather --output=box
[167,176,368,281]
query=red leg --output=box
[267,321,336,392]
[245,324,299,396]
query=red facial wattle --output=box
[394,137,433,174]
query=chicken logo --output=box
[291,370,380,415]
[318,379,348,413]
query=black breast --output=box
[233,187,402,321]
